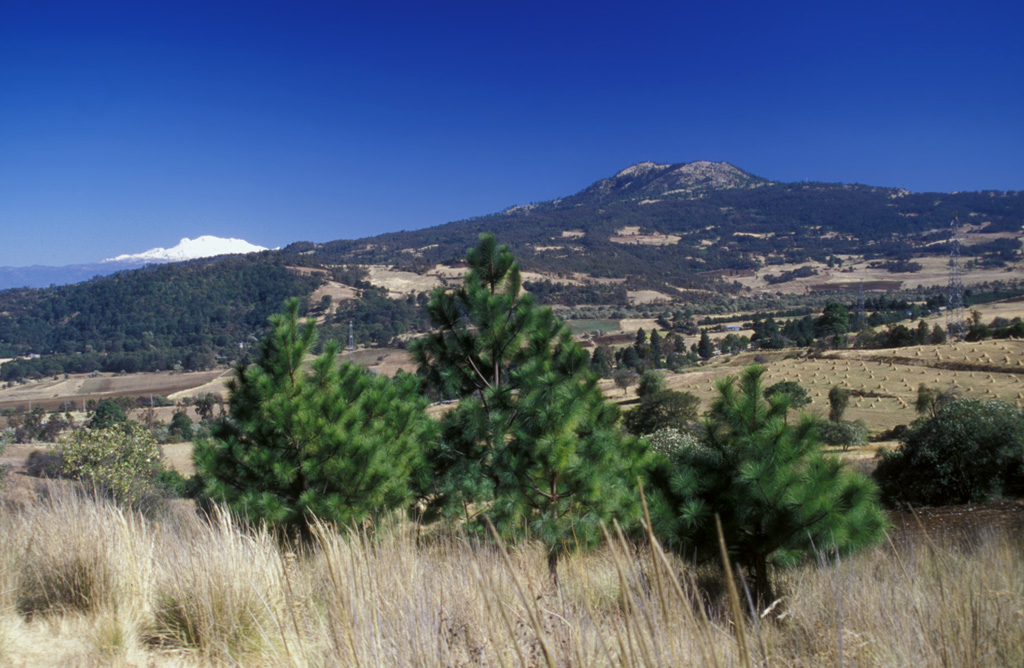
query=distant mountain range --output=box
[0,236,270,290]
[1,160,1022,380]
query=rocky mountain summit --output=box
[569,160,767,205]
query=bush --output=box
[623,389,700,436]
[874,399,1024,507]
[645,427,702,456]
[818,420,869,450]
[168,411,194,442]
[765,380,810,408]
[25,449,64,478]
[57,422,167,510]
[156,469,203,498]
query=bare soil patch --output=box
[366,265,444,298]
[610,226,681,246]
[888,500,1024,540]
[310,280,359,312]
[627,290,673,305]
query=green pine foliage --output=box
[413,233,648,577]
[194,299,435,532]
[649,364,886,603]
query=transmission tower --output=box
[855,278,866,331]
[348,320,355,360]
[946,215,966,342]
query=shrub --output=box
[623,389,700,436]
[57,422,167,510]
[645,427,702,456]
[168,411,194,442]
[874,399,1024,507]
[764,380,810,408]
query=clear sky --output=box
[1,0,1021,267]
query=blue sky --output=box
[1,0,1021,267]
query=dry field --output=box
[0,483,1020,667]
[731,253,1024,295]
[0,369,232,414]
[603,337,1024,464]
[667,339,1024,431]
[365,265,444,298]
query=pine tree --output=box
[413,234,648,580]
[194,299,434,534]
[697,329,715,360]
[650,364,886,604]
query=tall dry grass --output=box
[0,484,1021,667]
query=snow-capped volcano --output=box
[103,236,269,263]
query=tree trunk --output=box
[751,554,772,608]
[547,549,560,589]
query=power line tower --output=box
[946,215,966,342]
[855,277,866,331]
[348,320,355,360]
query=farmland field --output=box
[565,318,620,336]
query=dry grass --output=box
[0,484,1021,667]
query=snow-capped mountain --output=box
[103,236,269,263]
[0,236,271,291]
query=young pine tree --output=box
[194,299,435,534]
[650,364,886,604]
[413,234,648,581]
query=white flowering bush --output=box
[58,422,166,509]
[646,427,703,455]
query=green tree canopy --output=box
[636,370,667,399]
[413,234,648,579]
[697,330,715,360]
[650,364,886,604]
[764,380,811,409]
[828,385,850,423]
[195,299,435,533]
[815,301,850,340]
[88,399,128,430]
[623,389,700,437]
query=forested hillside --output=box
[0,256,322,379]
